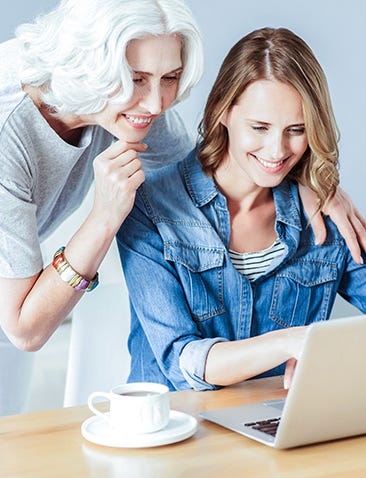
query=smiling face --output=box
[82,34,183,141]
[218,79,308,193]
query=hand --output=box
[282,325,308,390]
[284,358,297,390]
[92,139,147,231]
[299,184,366,264]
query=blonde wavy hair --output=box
[198,27,339,210]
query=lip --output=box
[123,114,154,130]
[251,154,290,173]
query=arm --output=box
[117,198,308,390]
[204,326,307,386]
[0,139,146,351]
[299,184,366,264]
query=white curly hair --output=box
[16,0,204,115]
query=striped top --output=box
[229,238,285,281]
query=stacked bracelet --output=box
[52,247,99,292]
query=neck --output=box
[23,84,86,146]
[214,160,272,213]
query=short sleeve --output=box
[0,179,43,278]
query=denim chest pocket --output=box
[270,259,338,327]
[164,242,225,322]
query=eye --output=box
[162,75,180,84]
[132,77,145,85]
[251,125,268,133]
[288,127,306,135]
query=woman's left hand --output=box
[299,184,366,264]
[284,358,297,390]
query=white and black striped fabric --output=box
[229,238,285,281]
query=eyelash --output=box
[251,126,305,135]
[132,76,180,85]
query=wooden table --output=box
[1,376,366,478]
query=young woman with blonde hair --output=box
[117,27,366,391]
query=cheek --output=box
[293,137,309,156]
[229,130,262,153]
[163,85,179,109]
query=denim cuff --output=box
[179,337,228,391]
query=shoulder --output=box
[0,39,26,130]
[133,150,199,220]
[138,159,186,210]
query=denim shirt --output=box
[117,149,366,391]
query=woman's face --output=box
[220,79,308,190]
[84,34,182,141]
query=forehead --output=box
[126,34,182,73]
[235,79,304,121]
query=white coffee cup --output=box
[88,382,170,435]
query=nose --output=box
[268,131,288,160]
[140,83,163,115]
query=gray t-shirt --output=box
[0,39,194,278]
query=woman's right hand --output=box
[91,139,148,232]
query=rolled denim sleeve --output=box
[179,337,228,391]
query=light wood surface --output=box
[1,376,366,478]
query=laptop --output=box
[200,314,366,449]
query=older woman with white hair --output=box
[0,0,203,414]
[0,0,364,415]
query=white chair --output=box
[63,282,131,407]
[0,327,35,415]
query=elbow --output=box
[19,338,44,352]
[7,332,47,352]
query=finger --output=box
[347,213,366,256]
[97,149,141,170]
[354,207,366,230]
[101,139,148,159]
[284,358,297,390]
[116,157,142,179]
[298,184,326,244]
[127,168,145,191]
[330,213,362,263]
[113,150,141,168]
[308,212,327,246]
[298,183,318,217]
[337,223,361,264]
[328,187,366,260]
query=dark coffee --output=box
[119,391,160,397]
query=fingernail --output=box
[359,256,364,265]
[284,378,289,390]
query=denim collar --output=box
[183,149,302,232]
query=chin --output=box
[115,124,152,143]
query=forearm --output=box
[1,210,117,351]
[204,329,297,386]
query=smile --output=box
[253,155,287,169]
[125,114,152,125]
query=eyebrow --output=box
[132,67,183,76]
[247,119,305,127]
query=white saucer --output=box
[81,410,198,448]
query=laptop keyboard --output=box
[244,417,281,437]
